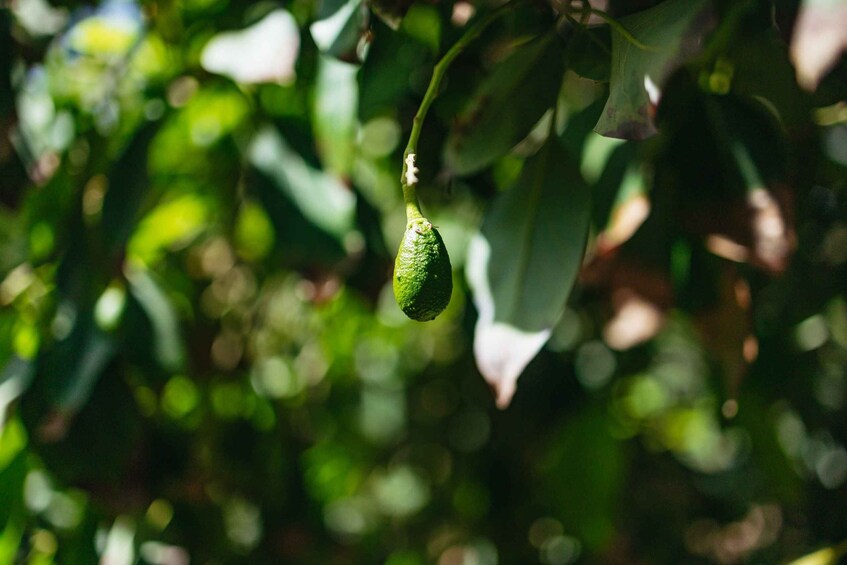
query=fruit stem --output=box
[401,0,521,221]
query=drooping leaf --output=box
[247,125,356,242]
[466,137,590,407]
[594,0,713,139]
[444,34,565,175]
[50,324,116,414]
[100,120,161,257]
[125,265,185,373]
[310,0,367,60]
[201,10,300,84]
[790,0,847,91]
[314,56,358,176]
[21,302,117,424]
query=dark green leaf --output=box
[100,121,162,257]
[731,30,811,129]
[566,24,611,82]
[30,310,116,415]
[594,0,713,139]
[125,266,186,373]
[466,137,590,407]
[358,21,430,122]
[247,126,356,241]
[444,34,565,175]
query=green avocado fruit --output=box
[393,218,452,321]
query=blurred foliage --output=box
[1,0,847,564]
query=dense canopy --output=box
[1,0,846,563]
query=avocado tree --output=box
[1,0,846,563]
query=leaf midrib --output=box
[507,138,554,321]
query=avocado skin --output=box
[393,220,452,321]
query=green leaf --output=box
[247,125,356,242]
[398,4,441,54]
[310,0,367,59]
[566,23,611,82]
[100,121,161,257]
[53,327,116,414]
[125,265,186,373]
[444,34,564,175]
[314,56,358,176]
[536,403,624,549]
[731,30,810,128]
[358,21,429,121]
[594,0,713,139]
[31,308,116,415]
[0,423,26,555]
[368,0,415,29]
[790,0,847,91]
[0,357,34,424]
[466,137,590,407]
[788,541,847,565]
[201,10,300,84]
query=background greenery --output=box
[1,0,847,563]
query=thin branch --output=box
[401,0,522,221]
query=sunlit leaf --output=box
[594,0,713,139]
[10,0,67,38]
[127,194,210,266]
[791,0,847,91]
[310,0,367,59]
[0,417,26,471]
[125,265,186,373]
[247,126,356,241]
[235,200,275,262]
[0,445,26,556]
[398,5,441,54]
[466,137,590,407]
[788,541,847,565]
[65,2,142,59]
[444,34,564,175]
[314,56,358,176]
[201,10,300,84]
